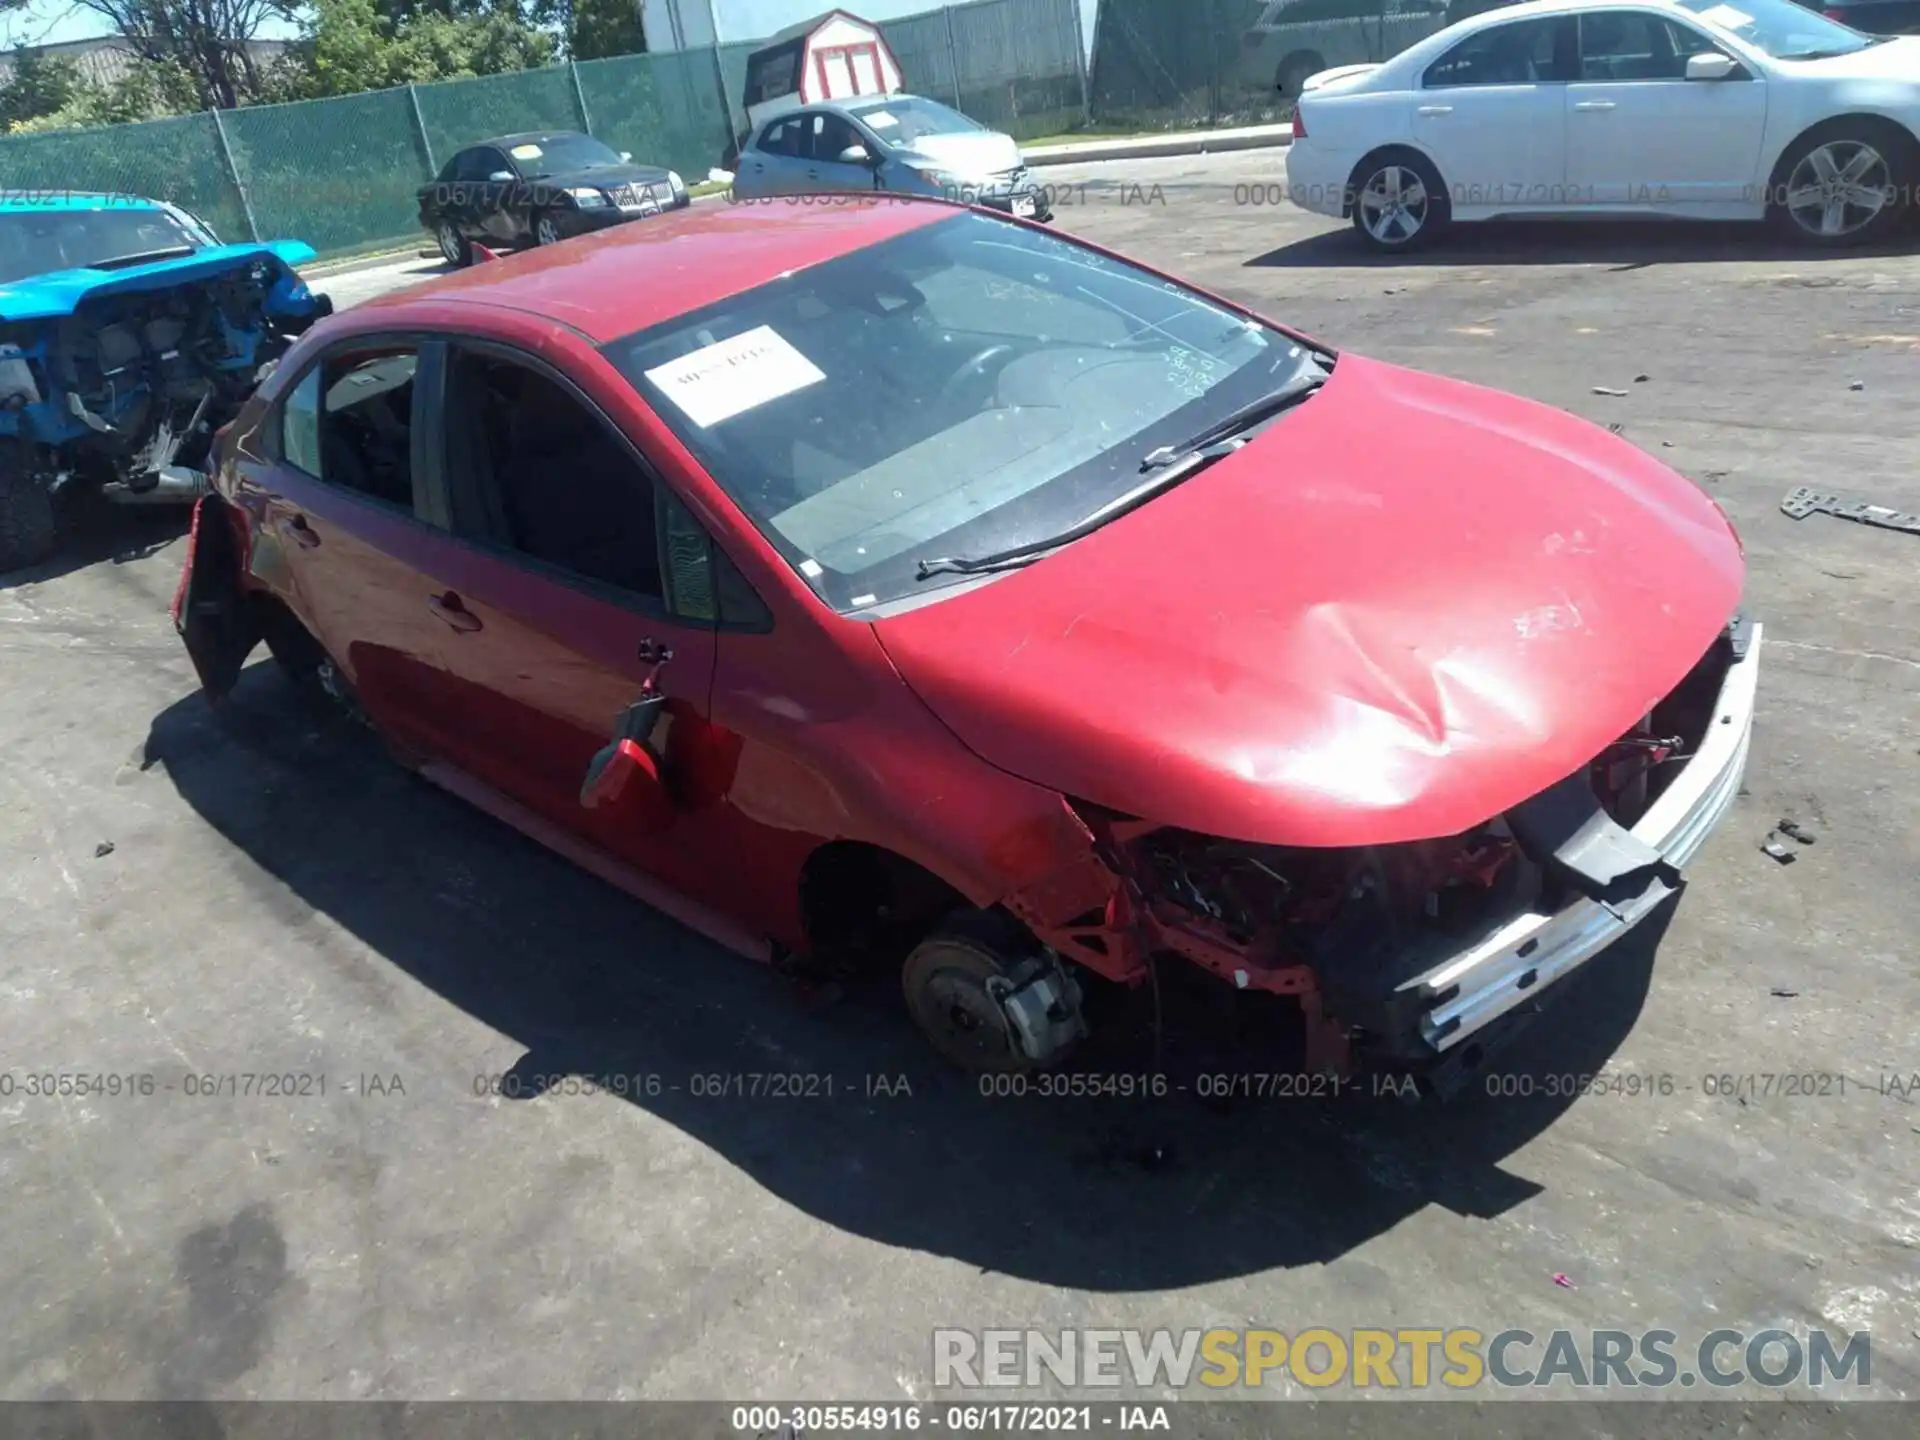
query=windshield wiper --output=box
[1138,368,1328,471]
[86,246,196,270]
[915,371,1326,581]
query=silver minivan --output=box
[730,94,1053,221]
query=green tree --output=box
[7,56,200,132]
[0,47,86,129]
[543,0,647,61]
[282,0,555,98]
[69,0,296,108]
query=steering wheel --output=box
[935,343,1015,408]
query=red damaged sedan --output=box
[173,198,1760,1092]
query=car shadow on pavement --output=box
[0,504,185,592]
[1249,218,1920,269]
[145,662,1668,1292]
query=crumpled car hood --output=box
[873,353,1745,847]
[0,239,320,323]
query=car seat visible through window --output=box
[493,367,663,598]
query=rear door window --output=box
[279,350,420,513]
[759,117,805,156]
[1425,16,1570,86]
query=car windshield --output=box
[0,206,202,285]
[603,211,1318,613]
[1674,0,1875,58]
[509,133,625,175]
[848,96,987,144]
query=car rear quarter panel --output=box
[1297,87,1419,179]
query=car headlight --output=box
[912,167,968,189]
[668,170,686,193]
[567,188,611,208]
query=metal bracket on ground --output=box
[1780,486,1920,536]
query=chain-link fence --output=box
[1088,0,1458,130]
[0,0,1089,262]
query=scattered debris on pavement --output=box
[1592,386,1629,397]
[1634,374,1651,383]
[93,841,114,858]
[1761,833,1798,864]
[1777,820,1817,845]
[1781,487,1920,537]
[1771,987,1800,999]
[1850,380,1865,391]
[1553,1273,1576,1288]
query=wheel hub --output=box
[1786,141,1891,238]
[924,971,1011,1060]
[1360,167,1427,244]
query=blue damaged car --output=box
[0,192,333,571]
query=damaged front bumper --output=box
[1403,623,1762,1067]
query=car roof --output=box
[1357,0,1697,77]
[839,92,934,111]
[473,130,591,151]
[1444,0,1687,19]
[359,195,960,343]
[0,193,164,214]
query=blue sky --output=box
[4,2,298,47]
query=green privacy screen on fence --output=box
[0,0,1088,260]
[222,87,430,257]
[1087,0,1459,130]
[0,112,254,244]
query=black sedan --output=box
[418,131,691,266]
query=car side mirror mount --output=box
[487,170,514,181]
[579,693,674,830]
[1685,52,1738,80]
[839,144,874,165]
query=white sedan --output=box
[1284,0,1920,249]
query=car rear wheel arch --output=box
[1766,113,1918,246]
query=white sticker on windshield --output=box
[643,325,826,428]
[510,143,543,160]
[1696,4,1751,25]
[866,112,899,128]
[799,558,825,578]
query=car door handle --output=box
[427,592,483,633]
[636,637,674,665]
[1574,100,1617,111]
[1416,104,1452,115]
[283,513,320,548]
